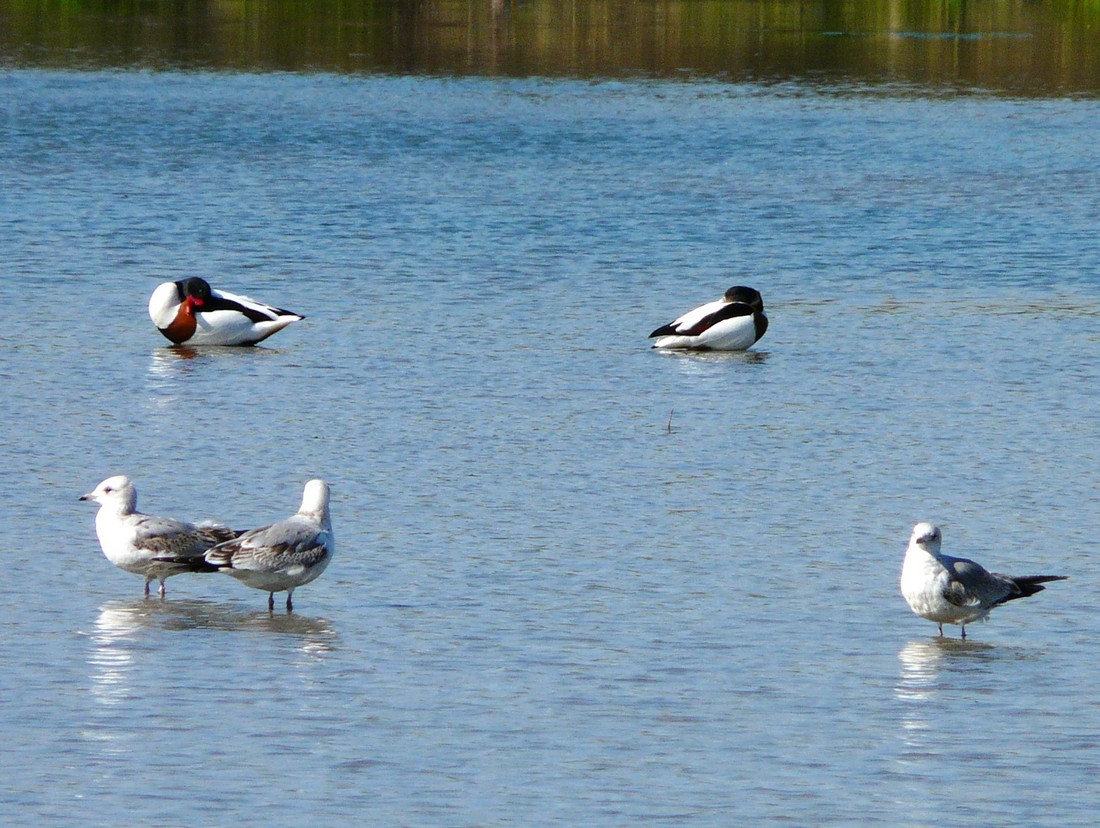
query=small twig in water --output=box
[667,409,674,434]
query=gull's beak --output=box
[79,492,93,501]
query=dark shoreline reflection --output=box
[2,0,1099,96]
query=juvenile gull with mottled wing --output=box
[204,479,334,612]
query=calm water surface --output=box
[2,70,1100,824]
[4,0,1100,95]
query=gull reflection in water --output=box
[88,599,337,707]
[88,602,144,708]
[895,638,995,749]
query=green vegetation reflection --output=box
[2,0,1099,94]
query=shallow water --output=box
[2,70,1100,824]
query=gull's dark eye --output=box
[103,487,113,493]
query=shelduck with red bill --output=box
[148,277,304,346]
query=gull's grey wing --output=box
[197,524,243,546]
[206,517,329,573]
[942,557,1018,608]
[130,513,219,560]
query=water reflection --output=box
[94,597,336,636]
[88,603,142,708]
[652,350,770,436]
[653,348,770,385]
[895,638,995,747]
[654,348,770,368]
[146,346,208,387]
[2,1,1098,95]
[88,599,337,707]
[146,345,288,399]
[147,344,283,376]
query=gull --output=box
[80,475,239,597]
[649,286,768,351]
[900,522,1067,638]
[204,479,334,612]
[148,277,304,346]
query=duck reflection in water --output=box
[148,342,287,379]
[660,348,769,366]
[146,344,290,411]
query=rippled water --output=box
[3,70,1100,824]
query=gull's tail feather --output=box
[998,574,1069,603]
[150,556,221,574]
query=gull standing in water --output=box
[80,476,239,597]
[649,285,768,351]
[900,522,1067,638]
[204,479,334,612]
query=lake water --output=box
[4,17,1100,827]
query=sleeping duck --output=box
[148,277,304,346]
[649,286,767,351]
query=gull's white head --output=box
[80,475,138,513]
[909,522,942,552]
[299,479,330,515]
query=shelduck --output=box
[650,286,767,351]
[148,277,304,346]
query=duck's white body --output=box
[205,480,334,612]
[148,278,304,346]
[900,522,1067,638]
[80,476,238,596]
[650,286,768,351]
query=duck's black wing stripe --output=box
[202,295,273,323]
[649,321,680,338]
[677,302,754,337]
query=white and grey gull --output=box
[900,521,1067,638]
[204,479,334,612]
[649,285,768,351]
[80,475,240,597]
